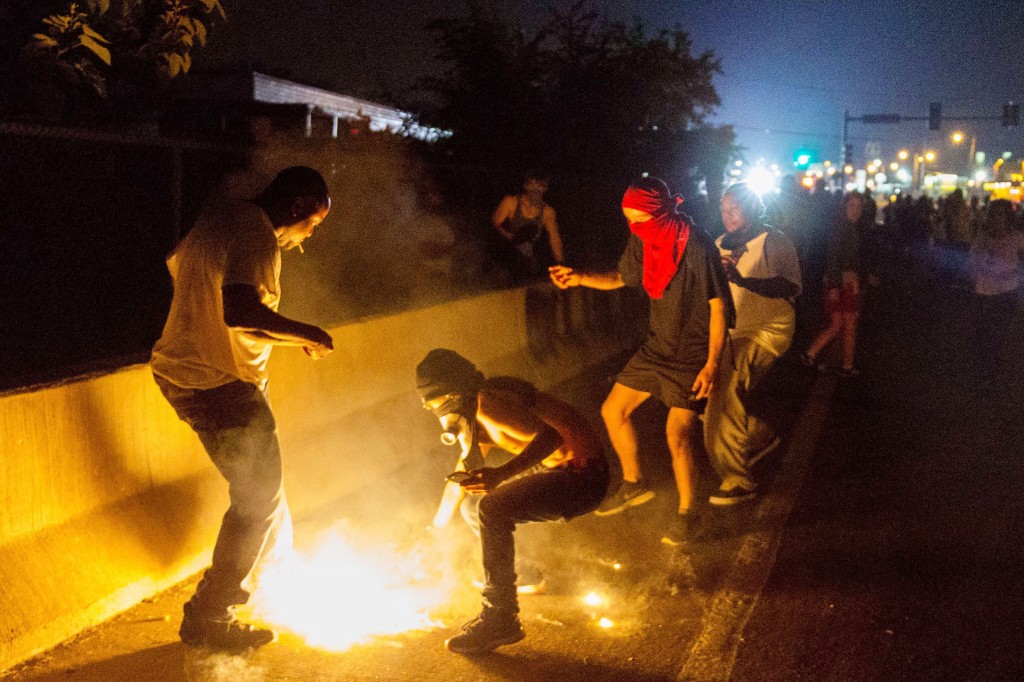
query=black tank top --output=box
[502,197,545,245]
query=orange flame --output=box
[246,524,459,651]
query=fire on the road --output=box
[246,525,457,652]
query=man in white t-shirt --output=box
[705,182,802,506]
[151,166,334,652]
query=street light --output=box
[898,150,909,160]
[912,151,938,192]
[950,131,978,177]
[889,162,899,171]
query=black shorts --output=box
[616,347,707,414]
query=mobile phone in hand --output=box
[445,471,474,484]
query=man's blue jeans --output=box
[155,376,290,621]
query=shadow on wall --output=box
[524,282,649,363]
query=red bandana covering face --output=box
[621,178,691,299]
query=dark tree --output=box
[4,0,226,120]
[423,1,735,188]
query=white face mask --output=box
[425,394,474,446]
[439,413,470,446]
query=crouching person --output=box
[416,349,609,655]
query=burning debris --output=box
[245,522,458,652]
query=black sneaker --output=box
[445,608,525,655]
[180,615,276,653]
[593,480,655,517]
[708,485,757,506]
[660,512,701,546]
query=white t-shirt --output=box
[151,201,281,391]
[716,228,802,357]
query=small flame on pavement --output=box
[247,526,454,652]
[582,591,606,607]
[598,617,614,629]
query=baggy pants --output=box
[703,336,781,492]
[155,376,291,621]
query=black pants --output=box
[154,376,290,621]
[478,461,608,613]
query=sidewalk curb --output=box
[679,376,836,682]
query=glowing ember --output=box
[612,563,622,571]
[598,617,614,629]
[247,526,454,651]
[582,591,606,607]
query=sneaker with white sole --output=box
[708,485,757,506]
[593,480,655,517]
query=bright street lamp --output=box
[924,151,936,162]
[898,150,909,160]
[950,132,978,176]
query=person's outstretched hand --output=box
[549,265,580,289]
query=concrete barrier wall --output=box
[0,285,639,671]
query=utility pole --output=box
[842,102,1020,191]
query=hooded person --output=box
[417,348,486,450]
[416,349,609,655]
[549,176,733,545]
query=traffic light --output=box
[843,143,853,166]
[794,148,814,169]
[1003,102,1020,127]
[928,103,942,131]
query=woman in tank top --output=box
[490,170,564,282]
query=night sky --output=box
[203,0,1024,168]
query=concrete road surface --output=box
[5,276,1023,681]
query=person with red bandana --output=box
[550,176,733,544]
